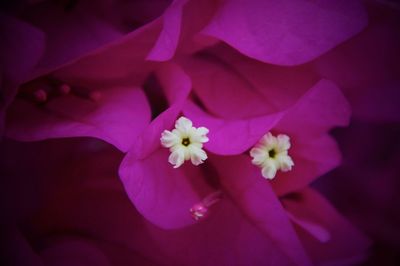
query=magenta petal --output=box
[40,237,111,266]
[180,55,279,119]
[146,0,188,61]
[51,21,162,87]
[33,167,300,266]
[0,14,45,83]
[211,154,312,266]
[176,0,220,55]
[277,79,351,136]
[22,1,123,77]
[202,0,367,65]
[6,87,150,152]
[271,134,341,196]
[134,63,191,158]
[270,80,349,195]
[119,148,211,229]
[282,188,371,266]
[147,0,220,61]
[116,63,208,227]
[203,44,319,112]
[184,100,284,155]
[142,199,302,266]
[0,14,45,134]
[158,62,191,105]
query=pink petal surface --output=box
[119,63,195,228]
[21,1,123,78]
[119,148,212,229]
[40,237,111,266]
[176,0,220,55]
[211,154,312,266]
[271,134,341,196]
[147,0,220,60]
[179,44,319,119]
[1,137,370,265]
[276,79,351,137]
[51,21,162,88]
[4,8,167,147]
[184,78,349,157]
[179,49,348,159]
[6,87,150,152]
[282,188,371,266]
[146,0,188,61]
[184,100,284,155]
[133,63,192,158]
[31,158,300,266]
[269,79,349,195]
[202,0,367,65]
[0,14,45,134]
[142,199,299,266]
[180,54,279,119]
[0,14,44,83]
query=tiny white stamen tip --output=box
[161,117,209,168]
[250,132,294,180]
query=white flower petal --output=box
[277,134,291,151]
[160,130,180,148]
[161,116,209,168]
[175,116,193,135]
[189,145,208,166]
[278,155,294,171]
[250,147,267,165]
[250,132,294,179]
[261,164,277,180]
[168,148,185,168]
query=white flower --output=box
[160,117,209,168]
[250,132,294,179]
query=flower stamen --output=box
[18,78,102,104]
[190,190,222,221]
[181,137,190,146]
[33,89,48,103]
[268,149,276,158]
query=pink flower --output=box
[1,0,380,265]
[116,48,369,265]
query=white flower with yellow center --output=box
[250,132,294,179]
[160,116,209,168]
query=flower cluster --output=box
[2,0,399,265]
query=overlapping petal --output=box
[211,154,312,266]
[6,86,150,152]
[0,14,45,135]
[119,148,211,229]
[19,0,123,78]
[202,0,368,65]
[282,188,371,266]
[314,3,400,123]
[119,63,197,228]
